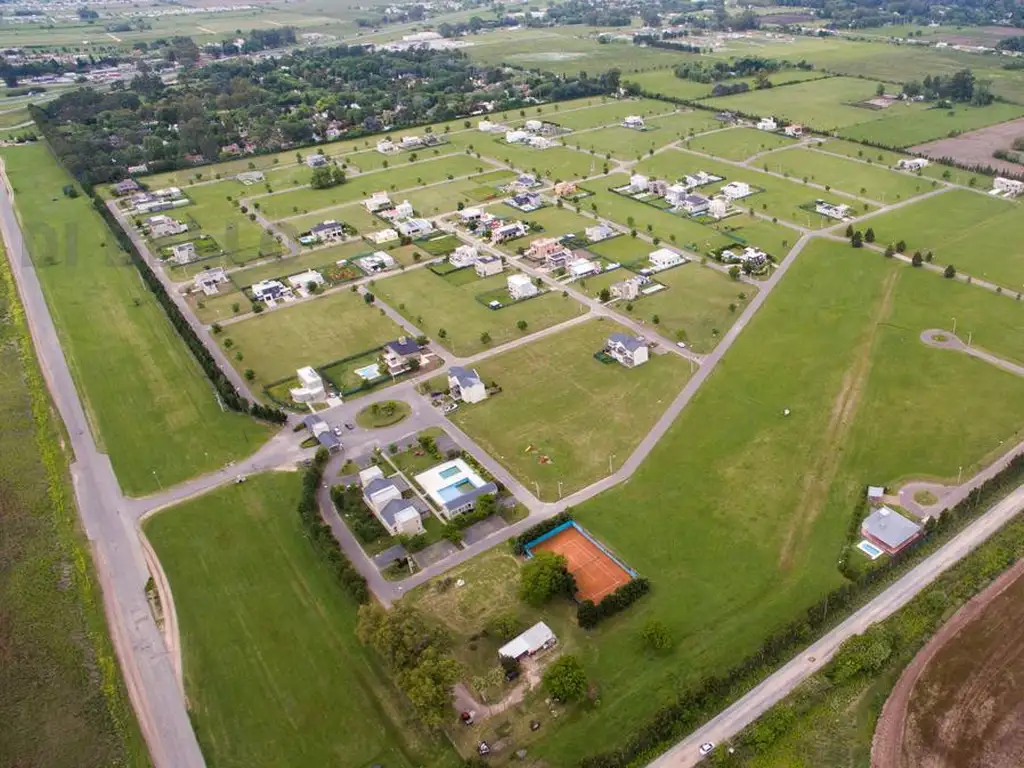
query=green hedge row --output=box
[511,510,573,556]
[577,577,650,629]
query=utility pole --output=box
[557,480,562,500]
[952,316,957,336]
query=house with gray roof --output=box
[861,507,922,554]
[361,469,424,537]
[448,366,487,404]
[606,333,649,368]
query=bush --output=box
[577,577,651,628]
[520,551,576,606]
[511,511,573,555]
[640,619,674,651]
[543,654,588,702]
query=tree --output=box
[728,265,741,280]
[844,224,854,238]
[895,240,907,253]
[363,292,375,304]
[864,227,875,243]
[851,231,863,248]
[488,613,521,641]
[944,264,956,279]
[519,551,574,606]
[516,319,528,332]
[543,654,588,702]
[911,251,923,267]
[480,331,492,345]
[244,368,255,381]
[875,82,886,97]
[640,619,673,651]
[598,288,611,302]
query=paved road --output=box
[920,329,1024,378]
[0,162,207,768]
[649,481,1024,768]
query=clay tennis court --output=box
[533,525,633,603]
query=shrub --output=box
[577,577,651,628]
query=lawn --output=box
[219,289,405,385]
[761,147,933,204]
[490,205,596,248]
[811,138,994,188]
[570,112,721,161]
[227,241,369,289]
[494,239,1024,766]
[283,203,383,237]
[371,267,587,356]
[144,473,454,768]
[181,182,283,263]
[481,143,597,182]
[684,127,798,162]
[539,98,674,130]
[3,144,271,495]
[257,154,488,220]
[399,171,516,217]
[839,102,1024,147]
[700,76,926,131]
[0,250,148,767]
[857,188,1024,289]
[448,319,691,499]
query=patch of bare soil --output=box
[912,118,1024,176]
[872,558,1024,768]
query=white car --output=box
[698,742,714,756]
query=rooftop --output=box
[862,507,922,550]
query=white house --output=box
[815,200,852,220]
[287,269,326,290]
[492,222,528,243]
[649,248,684,270]
[414,458,498,518]
[505,129,531,144]
[585,224,616,242]
[364,191,392,213]
[507,273,538,300]
[193,267,229,296]
[478,119,504,133]
[498,621,557,660]
[568,257,599,280]
[475,255,504,277]
[721,181,753,200]
[524,119,543,132]
[400,135,423,150]
[448,366,487,403]
[382,336,426,375]
[147,215,188,238]
[252,279,290,303]
[306,154,328,167]
[309,220,345,242]
[896,158,929,171]
[376,138,396,154]
[629,173,649,193]
[290,366,327,404]
[459,207,484,223]
[361,467,424,536]
[622,115,645,130]
[783,124,804,137]
[993,177,1024,197]
[665,184,689,207]
[606,333,649,368]
[169,242,196,265]
[528,135,554,149]
[450,244,479,268]
[708,196,731,220]
[357,251,397,273]
[756,117,778,131]
[367,228,399,244]
[611,275,648,301]
[397,218,433,238]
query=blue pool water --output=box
[857,540,883,559]
[438,479,474,502]
[439,466,461,480]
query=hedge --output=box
[512,510,573,555]
[577,577,651,629]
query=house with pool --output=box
[415,458,498,519]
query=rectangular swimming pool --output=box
[439,465,461,480]
[857,540,883,560]
[438,479,474,502]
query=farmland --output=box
[371,266,587,356]
[2,144,270,495]
[448,319,691,499]
[219,289,405,385]
[144,473,453,768]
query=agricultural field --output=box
[2,144,270,495]
[219,289,406,386]
[371,266,587,356]
[507,239,1024,766]
[858,189,1024,289]
[0,249,148,768]
[145,473,453,768]
[909,116,1024,175]
[761,147,934,203]
[839,102,1024,147]
[448,319,691,499]
[685,127,798,162]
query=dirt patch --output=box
[778,272,898,570]
[933,27,1017,47]
[872,558,1024,768]
[911,118,1024,176]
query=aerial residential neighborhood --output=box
[4,5,1024,768]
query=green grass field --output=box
[761,147,934,203]
[571,112,722,160]
[448,319,690,498]
[398,171,516,218]
[372,267,586,356]
[685,127,798,162]
[0,249,148,768]
[858,189,1024,289]
[811,139,993,188]
[483,143,597,182]
[626,68,829,102]
[228,242,370,289]
[539,98,674,131]
[220,289,405,385]
[3,144,270,495]
[183,182,283,263]
[489,239,1024,766]
[838,102,1024,147]
[145,473,454,768]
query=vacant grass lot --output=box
[509,240,1024,766]
[858,188,1024,289]
[685,127,797,162]
[701,76,924,131]
[3,145,270,495]
[0,252,148,768]
[839,102,1024,147]
[483,143,596,181]
[220,290,405,385]
[762,148,932,203]
[258,154,487,220]
[182,182,283,263]
[626,68,828,101]
[228,242,370,288]
[400,170,516,217]
[372,267,586,356]
[571,111,722,160]
[449,319,690,498]
[145,473,453,768]
[811,139,993,188]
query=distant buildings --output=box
[622,115,646,130]
[896,158,929,172]
[756,117,778,131]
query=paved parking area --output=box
[413,540,460,569]
[462,515,509,545]
[373,544,408,569]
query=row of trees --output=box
[902,69,993,105]
[577,577,651,629]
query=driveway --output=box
[413,540,460,568]
[462,515,509,545]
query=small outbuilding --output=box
[498,621,557,660]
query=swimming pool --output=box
[857,540,883,560]
[439,465,461,480]
[438,479,475,502]
[354,363,382,381]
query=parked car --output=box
[699,742,714,756]
[235,475,247,484]
[345,422,355,431]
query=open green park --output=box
[2,144,270,495]
[448,319,691,499]
[428,238,1024,766]
[760,147,935,203]
[371,266,587,356]
[684,127,797,162]
[858,189,1024,290]
[219,289,405,386]
[145,473,452,768]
